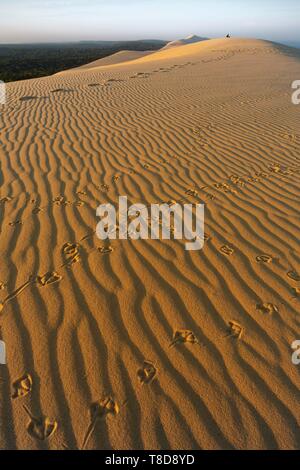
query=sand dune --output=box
[72,50,155,72]
[162,34,207,50]
[0,37,300,450]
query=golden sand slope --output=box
[73,50,154,71]
[0,38,300,450]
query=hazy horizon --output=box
[0,39,300,49]
[0,0,299,44]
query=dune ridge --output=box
[0,38,300,450]
[74,50,155,71]
[162,34,207,50]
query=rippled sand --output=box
[0,38,300,449]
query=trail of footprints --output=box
[1,216,299,447]
[6,311,275,446]
[10,373,57,442]
[137,361,157,385]
[2,132,298,231]
[17,66,190,102]
[1,193,87,228]
[1,173,299,320]
[17,50,239,103]
[1,153,299,281]
[8,328,201,447]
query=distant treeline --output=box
[0,40,167,83]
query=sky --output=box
[0,0,299,44]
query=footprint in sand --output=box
[247,176,260,183]
[37,272,62,287]
[99,184,110,192]
[0,196,12,204]
[19,96,38,102]
[269,164,283,174]
[63,243,79,256]
[8,220,22,227]
[106,78,124,83]
[53,196,68,206]
[12,374,33,399]
[220,245,234,256]
[167,200,177,206]
[76,190,87,196]
[0,277,36,313]
[130,73,145,79]
[170,329,198,347]
[62,243,81,266]
[82,397,119,450]
[32,207,43,214]
[98,246,113,255]
[256,303,278,315]
[256,254,273,264]
[23,405,58,440]
[185,189,198,197]
[230,175,246,186]
[91,397,119,420]
[0,282,7,290]
[215,182,237,194]
[88,83,101,87]
[74,201,85,207]
[65,254,81,266]
[50,88,72,93]
[227,321,244,339]
[287,271,300,282]
[137,361,157,384]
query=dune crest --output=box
[60,37,300,74]
[162,34,207,49]
[74,50,155,72]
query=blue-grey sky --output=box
[0,0,299,44]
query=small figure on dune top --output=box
[226,33,231,38]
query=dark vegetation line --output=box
[0,40,167,83]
